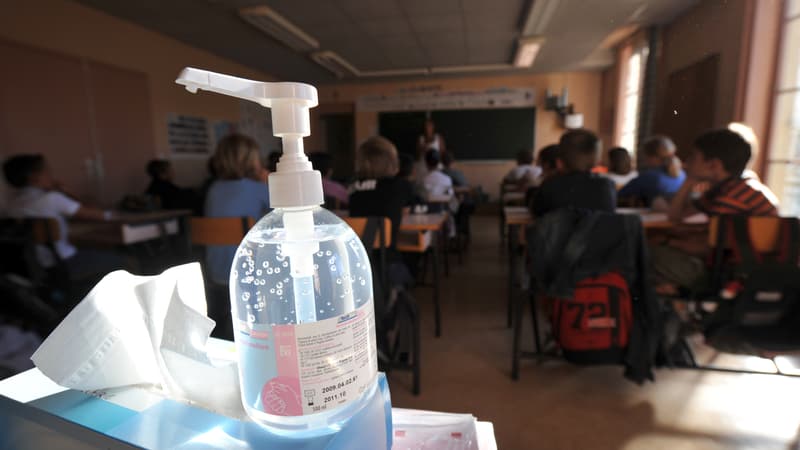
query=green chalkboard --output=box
[378,107,536,160]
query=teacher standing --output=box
[415,118,447,186]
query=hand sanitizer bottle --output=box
[176,68,379,436]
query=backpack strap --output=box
[777,218,800,264]
[608,286,621,346]
[709,215,730,292]
[361,216,379,250]
[730,215,761,270]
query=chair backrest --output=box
[0,217,63,289]
[0,217,61,244]
[189,217,254,246]
[343,217,392,249]
[708,216,784,253]
[707,216,798,293]
[344,217,391,303]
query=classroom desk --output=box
[70,209,192,247]
[398,212,448,338]
[617,207,673,229]
[498,190,526,242]
[426,194,454,204]
[503,207,532,328]
[332,210,448,338]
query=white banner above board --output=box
[356,88,536,112]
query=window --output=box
[618,45,648,153]
[767,2,800,216]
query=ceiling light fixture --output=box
[521,0,560,35]
[310,51,360,78]
[430,64,514,74]
[239,5,319,52]
[513,36,544,68]
[360,68,431,77]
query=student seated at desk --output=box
[441,152,467,187]
[422,150,458,237]
[144,159,198,212]
[531,129,617,217]
[503,149,542,192]
[524,143,559,208]
[619,136,685,206]
[349,136,416,249]
[204,134,270,284]
[397,153,426,205]
[603,147,638,189]
[2,154,125,279]
[422,150,454,199]
[651,126,778,294]
[308,152,348,209]
[536,144,560,183]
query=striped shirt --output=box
[695,175,779,216]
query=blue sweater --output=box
[204,179,270,284]
[618,167,686,205]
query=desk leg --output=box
[511,284,525,380]
[440,227,450,277]
[499,203,506,244]
[412,301,421,395]
[529,287,541,354]
[507,223,517,328]
[182,216,192,261]
[431,241,441,338]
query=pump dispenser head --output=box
[177,66,323,325]
[175,67,322,208]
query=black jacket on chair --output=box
[528,208,660,384]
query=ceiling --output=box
[75,0,699,84]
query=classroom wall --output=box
[598,64,619,158]
[315,71,603,200]
[656,0,748,128]
[0,0,275,197]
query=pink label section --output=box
[261,377,302,416]
[262,324,302,416]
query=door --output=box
[0,40,155,207]
[0,41,94,201]
[654,54,719,161]
[85,61,154,206]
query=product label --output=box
[237,304,377,417]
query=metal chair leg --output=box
[507,224,517,328]
[529,288,541,354]
[511,288,525,380]
[431,247,441,338]
[412,303,421,395]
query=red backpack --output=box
[551,272,633,364]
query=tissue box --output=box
[0,367,496,450]
[0,368,392,450]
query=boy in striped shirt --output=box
[651,126,779,295]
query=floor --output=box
[388,215,800,450]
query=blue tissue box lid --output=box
[0,373,392,450]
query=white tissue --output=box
[31,263,242,417]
